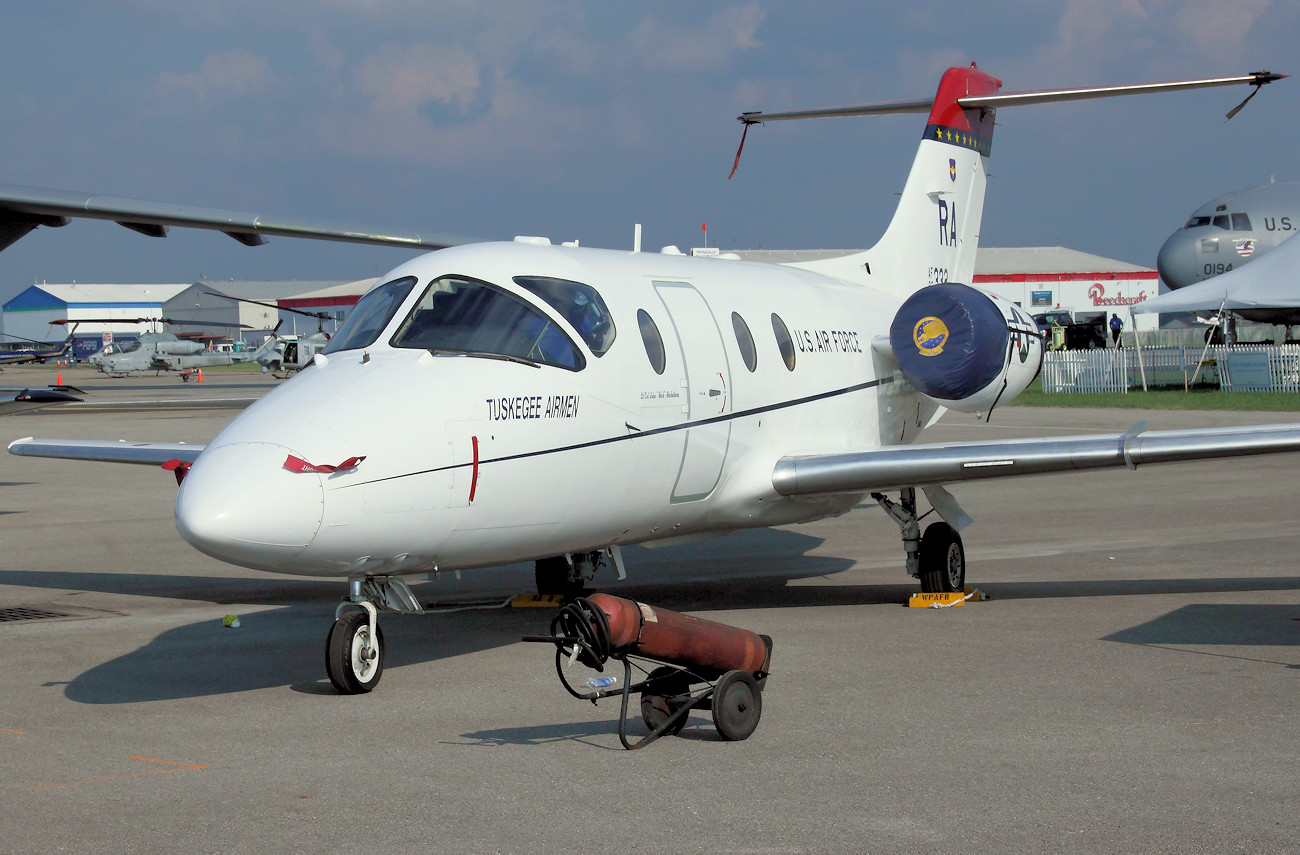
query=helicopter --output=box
[71,317,260,376]
[204,292,335,377]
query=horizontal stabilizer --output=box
[772,422,1300,496]
[8,437,204,465]
[739,71,1284,124]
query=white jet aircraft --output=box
[7,65,1300,694]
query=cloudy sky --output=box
[0,1,1294,306]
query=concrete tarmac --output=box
[1,365,1296,854]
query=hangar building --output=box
[162,280,360,343]
[1,282,189,343]
[733,246,1161,331]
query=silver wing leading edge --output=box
[8,437,204,466]
[0,182,481,253]
[772,422,1300,497]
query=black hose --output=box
[551,597,612,668]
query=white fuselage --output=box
[174,241,937,578]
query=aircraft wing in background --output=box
[0,182,482,253]
[0,389,83,416]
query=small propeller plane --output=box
[0,325,84,367]
[6,65,1300,695]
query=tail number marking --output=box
[938,199,958,247]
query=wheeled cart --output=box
[523,594,773,749]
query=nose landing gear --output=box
[325,606,385,694]
[324,576,424,694]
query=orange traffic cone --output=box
[196,369,204,383]
[56,372,63,386]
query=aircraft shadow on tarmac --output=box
[982,577,1300,602]
[1103,603,1300,650]
[8,524,1300,704]
[5,527,858,705]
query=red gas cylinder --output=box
[585,593,772,676]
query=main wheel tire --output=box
[919,521,965,594]
[534,556,585,600]
[325,610,385,694]
[640,666,692,736]
[711,670,761,741]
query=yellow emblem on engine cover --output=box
[913,317,948,356]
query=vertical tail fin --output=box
[788,65,1002,293]
[733,66,1282,296]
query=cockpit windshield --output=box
[322,276,417,355]
[390,275,584,370]
[512,276,616,356]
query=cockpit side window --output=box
[323,276,417,355]
[1212,215,1230,230]
[1184,216,1212,228]
[1231,213,1252,231]
[512,276,616,356]
[390,275,584,370]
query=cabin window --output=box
[1231,213,1252,231]
[637,309,666,375]
[390,275,584,370]
[323,276,417,355]
[512,276,616,356]
[732,312,757,372]
[771,313,796,371]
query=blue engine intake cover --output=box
[889,282,1008,401]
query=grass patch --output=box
[1010,377,1300,411]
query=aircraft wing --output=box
[7,437,203,465]
[0,182,481,253]
[0,389,82,416]
[772,423,1300,496]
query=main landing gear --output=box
[872,487,966,593]
[534,547,626,600]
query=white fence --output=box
[1041,345,1300,394]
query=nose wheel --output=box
[325,608,385,694]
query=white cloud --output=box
[354,44,482,115]
[1170,0,1272,58]
[156,50,279,101]
[627,3,766,72]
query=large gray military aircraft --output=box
[1156,180,1299,290]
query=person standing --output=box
[1109,313,1124,348]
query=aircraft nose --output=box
[1156,230,1202,290]
[175,442,324,571]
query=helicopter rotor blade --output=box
[203,291,333,321]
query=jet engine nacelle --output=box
[888,282,1043,415]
